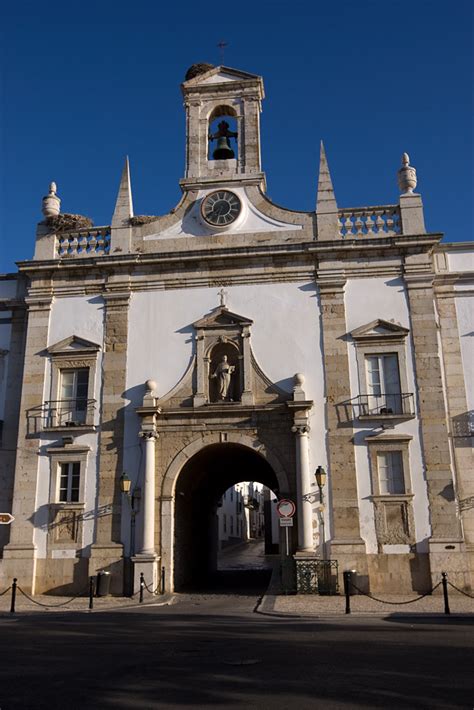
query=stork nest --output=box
[46,213,94,231]
[185,63,214,81]
[129,215,160,226]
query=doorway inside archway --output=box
[173,443,280,592]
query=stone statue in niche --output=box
[211,355,235,401]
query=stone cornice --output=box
[15,233,447,297]
[136,402,290,419]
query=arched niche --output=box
[208,340,241,403]
[193,305,254,407]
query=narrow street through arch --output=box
[173,443,281,593]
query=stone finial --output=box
[145,379,157,394]
[112,157,134,227]
[316,141,340,241]
[143,379,157,406]
[316,142,338,212]
[397,153,418,194]
[293,373,306,402]
[42,181,61,218]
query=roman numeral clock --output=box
[201,190,242,228]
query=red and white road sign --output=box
[276,499,296,518]
[0,513,14,525]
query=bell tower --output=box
[180,63,266,190]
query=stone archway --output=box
[160,433,288,592]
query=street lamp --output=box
[120,473,132,496]
[315,466,327,503]
[119,473,138,560]
[315,466,327,560]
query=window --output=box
[223,515,227,533]
[351,319,413,419]
[59,368,89,425]
[46,335,100,429]
[366,433,415,549]
[230,516,234,535]
[377,451,405,494]
[58,462,81,502]
[365,354,401,414]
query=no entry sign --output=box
[276,499,296,518]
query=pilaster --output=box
[317,275,365,558]
[404,260,465,583]
[3,295,52,593]
[89,287,130,589]
[434,285,474,584]
[0,306,26,553]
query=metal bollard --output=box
[10,578,17,614]
[161,566,165,595]
[343,570,351,615]
[139,572,145,603]
[441,572,450,615]
[89,576,95,610]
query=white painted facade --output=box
[1,63,473,596]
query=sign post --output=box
[0,513,14,525]
[276,499,296,557]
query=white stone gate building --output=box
[0,63,473,595]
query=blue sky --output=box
[1,0,472,273]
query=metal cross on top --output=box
[218,287,228,308]
[217,40,228,64]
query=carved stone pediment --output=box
[47,335,101,355]
[193,306,253,329]
[152,304,292,409]
[350,319,409,343]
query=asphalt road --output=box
[1,591,473,710]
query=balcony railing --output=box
[355,393,414,418]
[43,399,96,428]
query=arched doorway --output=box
[172,443,281,591]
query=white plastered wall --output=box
[345,277,431,553]
[34,296,105,557]
[124,281,327,552]
[455,294,474,414]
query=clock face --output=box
[201,190,242,227]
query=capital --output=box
[291,424,310,436]
[139,431,158,441]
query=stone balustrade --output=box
[338,206,401,238]
[57,227,111,257]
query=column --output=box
[292,425,313,552]
[138,432,158,556]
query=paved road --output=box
[1,589,473,710]
[218,538,272,571]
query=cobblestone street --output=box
[218,538,273,571]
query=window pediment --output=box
[47,335,101,356]
[350,319,409,343]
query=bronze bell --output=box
[213,136,235,160]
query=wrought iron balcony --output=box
[43,399,96,428]
[355,392,415,418]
